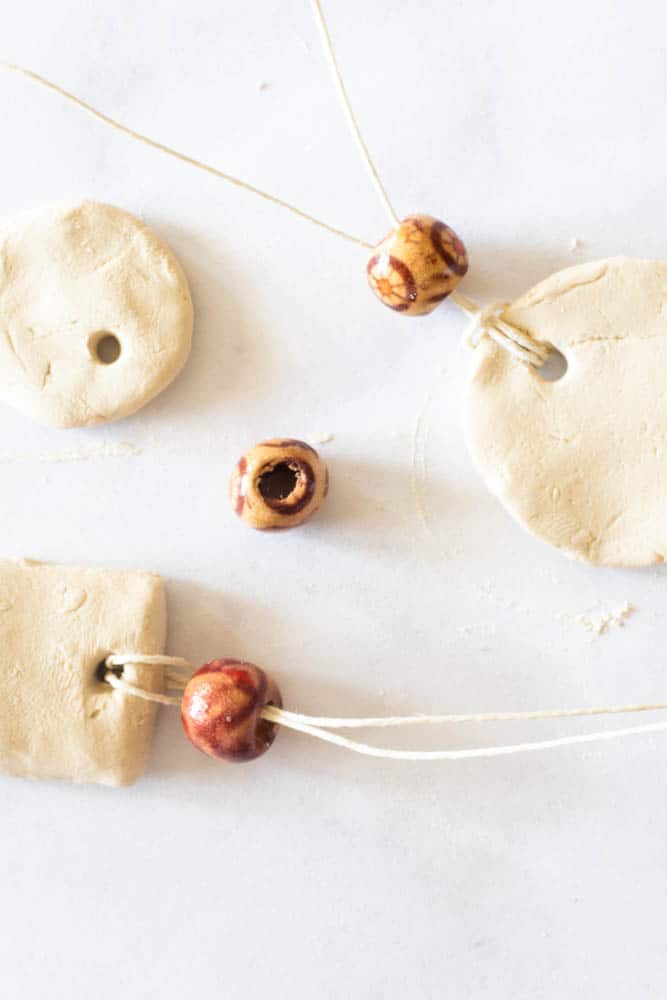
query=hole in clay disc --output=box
[537,347,568,382]
[90,332,122,365]
[95,659,123,684]
[258,463,298,501]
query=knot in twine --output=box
[455,293,552,368]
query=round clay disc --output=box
[466,257,667,567]
[0,201,193,427]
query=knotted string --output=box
[104,654,667,762]
[1,3,552,369]
[451,291,551,368]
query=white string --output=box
[103,654,667,761]
[267,701,667,728]
[106,653,193,672]
[104,653,192,705]
[307,0,556,366]
[104,670,182,706]
[308,3,556,367]
[0,62,547,367]
[260,706,667,761]
[0,62,374,251]
[1,57,553,367]
[453,291,551,368]
[310,0,400,229]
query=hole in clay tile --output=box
[258,462,298,501]
[537,347,568,382]
[89,331,121,365]
[95,659,124,684]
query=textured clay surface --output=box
[466,257,667,567]
[0,201,193,427]
[0,559,166,786]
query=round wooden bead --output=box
[230,438,328,530]
[181,659,282,762]
[366,215,468,316]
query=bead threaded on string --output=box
[367,215,469,316]
[181,660,282,762]
[104,654,667,766]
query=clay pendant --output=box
[0,559,166,785]
[0,202,193,428]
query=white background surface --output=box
[1,1,666,996]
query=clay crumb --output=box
[0,441,142,464]
[575,601,636,636]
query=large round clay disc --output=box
[466,257,667,567]
[0,201,193,427]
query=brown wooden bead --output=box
[366,215,468,316]
[181,659,282,762]
[230,438,328,530]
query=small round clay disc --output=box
[466,257,667,567]
[0,201,193,427]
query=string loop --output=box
[102,652,667,763]
[1,60,545,372]
[103,653,191,706]
[104,670,182,706]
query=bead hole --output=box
[258,462,299,501]
[95,659,124,684]
[537,347,568,382]
[89,332,122,365]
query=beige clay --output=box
[0,559,166,786]
[0,201,193,427]
[467,257,667,567]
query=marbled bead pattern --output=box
[181,659,282,762]
[230,438,329,530]
[367,215,468,316]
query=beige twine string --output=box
[307,2,551,367]
[259,708,667,761]
[105,653,191,706]
[2,9,551,369]
[0,62,373,251]
[104,654,667,762]
[310,0,400,229]
[453,292,552,368]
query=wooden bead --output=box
[181,659,282,762]
[230,438,328,530]
[366,215,468,316]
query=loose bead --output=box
[230,438,328,530]
[181,659,282,762]
[366,214,468,316]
